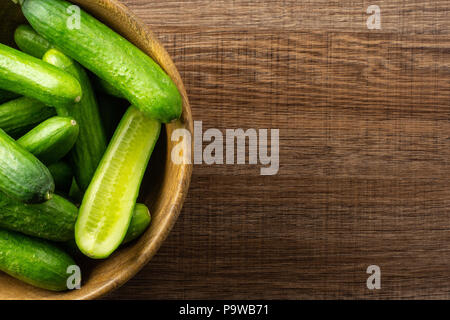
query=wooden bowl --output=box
[0,0,192,299]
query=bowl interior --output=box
[0,0,192,299]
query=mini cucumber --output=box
[123,203,151,244]
[0,97,55,137]
[43,49,107,191]
[0,89,19,104]
[0,129,54,203]
[13,25,124,104]
[22,0,182,123]
[76,107,161,259]
[0,228,77,291]
[14,24,52,59]
[0,43,82,108]
[47,161,73,193]
[0,193,78,242]
[17,116,79,165]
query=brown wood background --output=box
[106,0,450,299]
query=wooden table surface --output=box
[107,0,450,299]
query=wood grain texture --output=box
[101,0,450,300]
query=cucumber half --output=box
[75,106,160,259]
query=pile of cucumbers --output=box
[0,0,182,291]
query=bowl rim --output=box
[59,0,193,299]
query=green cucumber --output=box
[0,129,54,203]
[0,89,19,104]
[22,0,182,123]
[0,97,55,137]
[17,116,79,165]
[76,106,161,259]
[43,49,107,191]
[0,228,76,291]
[47,161,73,193]
[13,25,123,105]
[13,25,124,103]
[0,43,82,107]
[14,24,52,59]
[123,203,151,244]
[0,193,78,242]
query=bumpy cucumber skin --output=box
[43,49,107,191]
[47,161,73,193]
[14,24,52,59]
[22,0,182,123]
[17,116,79,165]
[0,193,78,242]
[0,129,54,203]
[76,107,161,259]
[123,204,151,244]
[0,43,82,108]
[0,89,19,104]
[0,97,55,137]
[0,229,76,291]
[96,77,124,99]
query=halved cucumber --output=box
[0,43,82,108]
[75,106,160,259]
[0,228,76,291]
[17,116,79,165]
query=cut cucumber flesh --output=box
[75,106,160,259]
